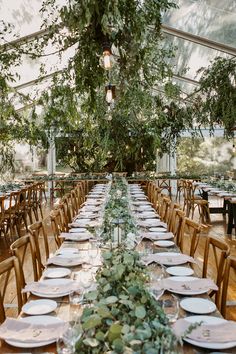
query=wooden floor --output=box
[1,193,236,320]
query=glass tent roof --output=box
[1,0,236,110]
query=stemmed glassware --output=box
[57,293,84,354]
[162,294,179,323]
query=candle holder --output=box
[111,218,125,246]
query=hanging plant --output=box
[192,57,236,137]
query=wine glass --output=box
[57,323,82,354]
[162,294,179,323]
[88,240,99,266]
[148,285,164,301]
[148,263,165,283]
[69,290,84,325]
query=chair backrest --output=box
[60,194,73,224]
[0,256,26,322]
[156,179,172,196]
[71,189,79,216]
[159,196,171,222]
[28,220,49,261]
[0,196,5,221]
[183,217,202,257]
[220,256,236,318]
[50,209,63,247]
[202,235,230,307]
[10,233,42,281]
[172,209,185,249]
[167,202,180,232]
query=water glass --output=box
[149,264,165,283]
[162,294,179,323]
[57,323,82,354]
[149,285,164,301]
[69,290,84,324]
[56,336,73,354]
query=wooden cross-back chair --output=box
[220,256,236,318]
[10,233,43,282]
[159,196,171,222]
[173,209,186,250]
[3,190,21,239]
[152,187,162,213]
[183,180,211,224]
[182,217,202,258]
[202,235,230,308]
[0,256,27,323]
[167,202,181,232]
[156,179,172,197]
[28,220,50,263]
[50,209,64,247]
[0,196,7,240]
[60,194,73,224]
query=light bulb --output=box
[106,88,113,103]
[103,51,111,70]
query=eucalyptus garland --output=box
[102,178,137,241]
[73,178,179,353]
[77,247,179,354]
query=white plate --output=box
[166,276,209,295]
[69,228,87,233]
[6,316,63,348]
[180,298,216,314]
[22,299,57,315]
[54,253,79,259]
[149,227,167,232]
[49,256,83,267]
[138,205,153,210]
[43,267,71,278]
[184,316,236,350]
[56,248,79,255]
[166,266,194,276]
[154,240,175,247]
[32,279,75,298]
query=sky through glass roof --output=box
[1,0,235,108]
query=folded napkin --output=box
[81,206,101,212]
[142,232,174,241]
[60,233,93,241]
[46,255,83,266]
[138,220,167,228]
[138,212,159,218]
[143,253,195,266]
[69,220,91,227]
[160,278,218,294]
[69,220,101,228]
[173,318,236,343]
[0,318,68,343]
[23,280,80,295]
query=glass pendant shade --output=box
[105,84,115,103]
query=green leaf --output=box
[105,296,118,304]
[83,338,99,347]
[108,323,122,342]
[122,324,130,334]
[103,251,112,260]
[112,338,124,353]
[114,263,126,279]
[123,253,134,266]
[135,305,146,319]
[95,331,105,342]
[82,314,102,330]
[85,290,98,301]
[103,283,112,292]
[97,306,113,319]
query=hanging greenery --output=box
[1,1,236,174]
[194,57,236,136]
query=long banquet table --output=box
[0,181,235,353]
